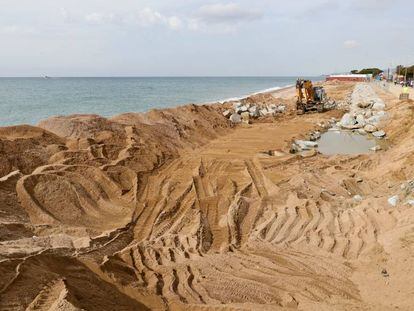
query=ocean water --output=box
[0,76,322,126]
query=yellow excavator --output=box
[296,79,330,114]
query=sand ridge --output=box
[1,82,414,310]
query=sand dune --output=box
[1,83,414,310]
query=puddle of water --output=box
[318,131,378,155]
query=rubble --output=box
[337,83,387,139]
[224,98,287,123]
[309,131,321,141]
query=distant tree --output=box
[396,65,414,78]
[358,68,383,76]
[350,70,359,74]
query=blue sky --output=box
[0,0,412,76]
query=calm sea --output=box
[0,77,322,126]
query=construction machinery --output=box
[296,79,331,114]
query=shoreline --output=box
[213,83,295,104]
[0,78,304,127]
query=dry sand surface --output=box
[1,81,414,310]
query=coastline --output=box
[214,83,295,104]
[0,77,305,127]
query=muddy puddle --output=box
[318,131,379,155]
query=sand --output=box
[1,81,414,310]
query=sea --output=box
[0,76,323,126]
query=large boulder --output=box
[372,100,386,111]
[356,114,366,127]
[276,105,286,113]
[295,140,318,150]
[366,115,381,126]
[229,113,242,123]
[240,105,249,112]
[372,130,386,138]
[234,102,242,113]
[339,113,357,129]
[248,106,260,118]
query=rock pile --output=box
[290,137,320,154]
[224,101,287,124]
[337,84,387,138]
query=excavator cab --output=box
[296,79,329,115]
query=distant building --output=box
[326,74,371,82]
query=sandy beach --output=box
[1,81,414,310]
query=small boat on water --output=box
[43,75,51,79]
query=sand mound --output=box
[38,114,125,139]
[17,165,135,233]
[0,125,66,177]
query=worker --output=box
[403,85,409,94]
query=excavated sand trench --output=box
[1,82,414,310]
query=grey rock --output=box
[405,200,414,206]
[295,140,318,150]
[339,113,358,129]
[248,106,260,118]
[374,110,387,118]
[366,115,381,126]
[276,105,286,113]
[372,101,386,111]
[353,195,363,202]
[233,102,242,109]
[372,130,386,138]
[370,145,382,151]
[388,195,399,207]
[356,114,366,126]
[229,113,242,123]
[309,131,321,141]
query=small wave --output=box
[212,84,294,104]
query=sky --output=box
[0,0,413,77]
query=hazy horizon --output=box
[1,0,413,77]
